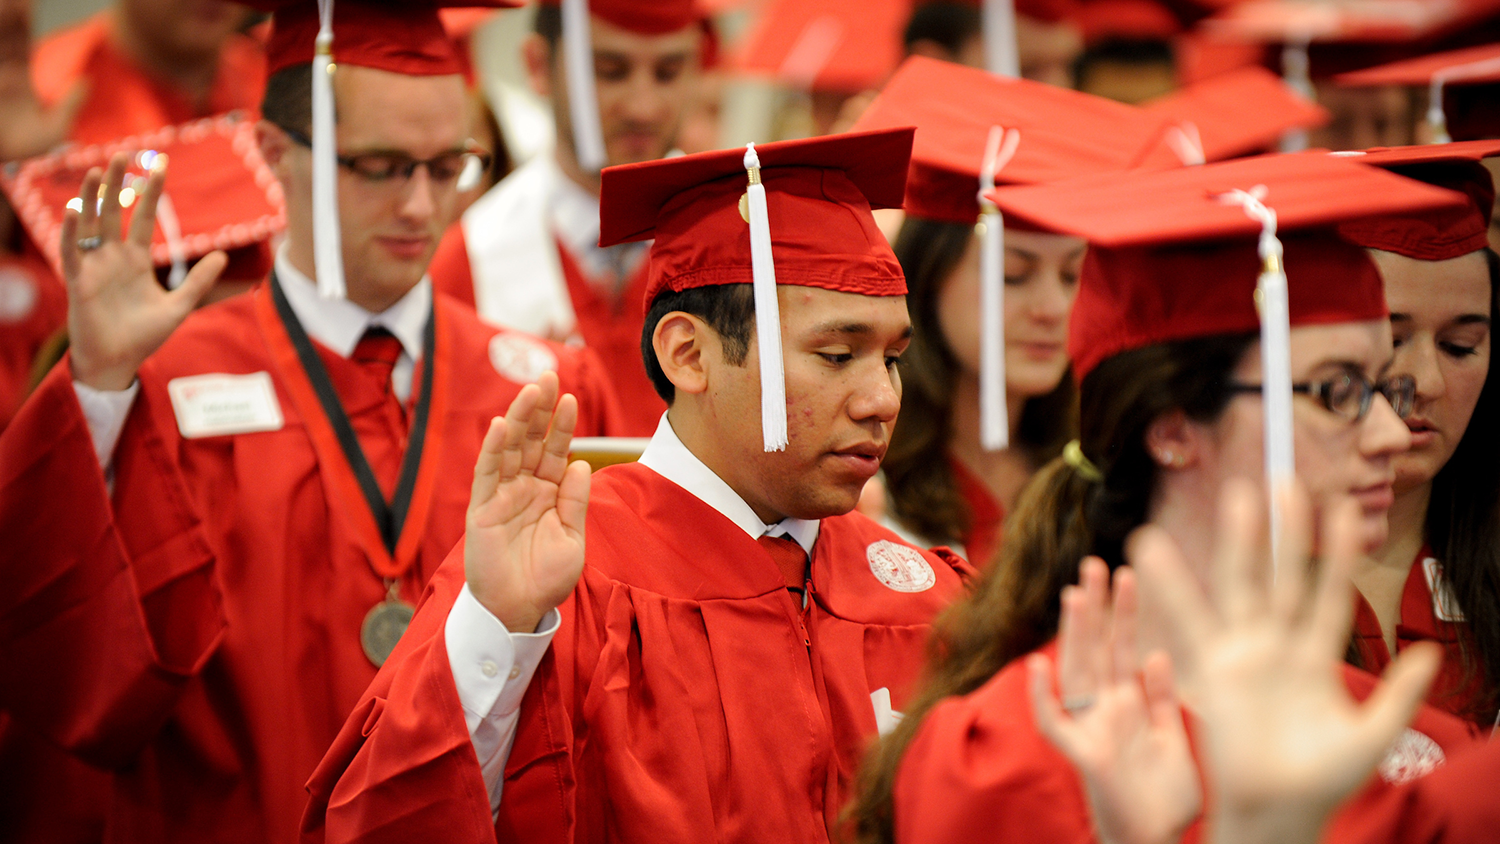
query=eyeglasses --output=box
[281,126,492,187]
[1228,370,1416,422]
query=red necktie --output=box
[350,327,407,495]
[758,533,809,595]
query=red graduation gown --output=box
[304,462,973,843]
[428,224,667,436]
[0,283,619,843]
[0,246,66,432]
[948,456,1003,570]
[894,640,1482,844]
[1352,547,1493,728]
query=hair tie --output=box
[1063,440,1103,483]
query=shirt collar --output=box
[637,414,820,557]
[545,153,603,259]
[274,245,431,361]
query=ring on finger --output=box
[1061,694,1097,715]
[76,236,103,252]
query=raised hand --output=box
[1131,480,1441,844]
[63,152,225,391]
[0,0,87,160]
[1030,558,1201,844]
[466,370,591,633]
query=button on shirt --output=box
[449,413,820,811]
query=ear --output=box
[256,120,293,177]
[522,33,555,99]
[1144,408,1198,470]
[653,312,711,399]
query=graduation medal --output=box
[361,583,417,667]
[268,274,439,668]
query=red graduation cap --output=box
[1138,65,1330,163]
[732,0,913,94]
[0,112,285,286]
[599,128,912,450]
[1335,43,1500,144]
[851,55,1171,224]
[987,151,1466,522]
[1333,139,1500,261]
[537,0,701,34]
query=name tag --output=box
[1422,557,1465,622]
[871,687,904,736]
[168,372,284,438]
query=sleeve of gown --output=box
[445,584,559,812]
[304,543,579,844]
[0,361,224,768]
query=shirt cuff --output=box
[445,584,558,735]
[72,380,140,468]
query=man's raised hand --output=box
[466,371,591,633]
[0,0,87,161]
[63,152,224,391]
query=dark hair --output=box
[1072,37,1175,92]
[534,4,562,48]
[846,331,1256,844]
[262,63,314,137]
[902,2,982,56]
[882,217,1076,553]
[641,284,756,403]
[1421,247,1500,720]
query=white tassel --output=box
[1218,186,1291,575]
[155,191,189,289]
[744,143,786,452]
[1279,41,1313,153]
[1426,76,1452,144]
[978,126,1020,452]
[312,0,345,300]
[1165,121,1205,167]
[562,0,607,174]
[983,0,1019,78]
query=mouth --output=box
[1350,480,1396,511]
[377,236,432,260]
[1012,341,1066,361]
[1404,417,1437,447]
[829,443,887,478]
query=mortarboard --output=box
[244,0,519,300]
[0,112,285,287]
[599,128,913,451]
[1139,65,1330,163]
[1332,139,1500,261]
[987,151,1465,541]
[851,54,1169,449]
[1335,44,1500,143]
[733,0,914,95]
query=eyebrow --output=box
[808,321,914,341]
[1389,313,1492,326]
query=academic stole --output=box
[253,278,452,666]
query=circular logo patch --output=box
[489,333,558,383]
[1377,728,1445,784]
[0,267,38,323]
[867,540,936,593]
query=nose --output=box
[397,164,438,224]
[848,359,902,426]
[619,66,669,124]
[1029,269,1073,323]
[1393,334,1446,404]
[1360,388,1412,460]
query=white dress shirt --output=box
[453,413,819,813]
[546,155,647,290]
[74,247,430,467]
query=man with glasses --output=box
[0,2,620,841]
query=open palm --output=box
[465,371,591,634]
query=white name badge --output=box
[168,372,285,439]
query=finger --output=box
[1214,477,1265,626]
[96,153,128,243]
[59,207,81,283]
[1305,498,1362,656]
[1027,654,1074,755]
[1108,566,1139,685]
[1056,582,1101,703]
[1080,558,1112,693]
[168,251,226,315]
[498,383,544,481]
[555,458,592,540]
[76,166,103,235]
[127,165,166,247]
[518,370,560,476]
[1140,651,1181,729]
[534,392,578,485]
[1355,642,1441,769]
[1129,525,1217,673]
[470,416,508,508]
[1270,482,1314,624]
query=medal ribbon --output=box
[255,276,448,581]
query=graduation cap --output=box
[1139,65,1330,163]
[987,151,1465,537]
[539,0,703,175]
[851,54,1170,450]
[1335,44,1500,144]
[0,112,285,286]
[243,0,519,300]
[733,0,913,94]
[599,128,912,451]
[1332,139,1500,261]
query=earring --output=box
[1157,451,1185,468]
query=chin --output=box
[1358,517,1390,555]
